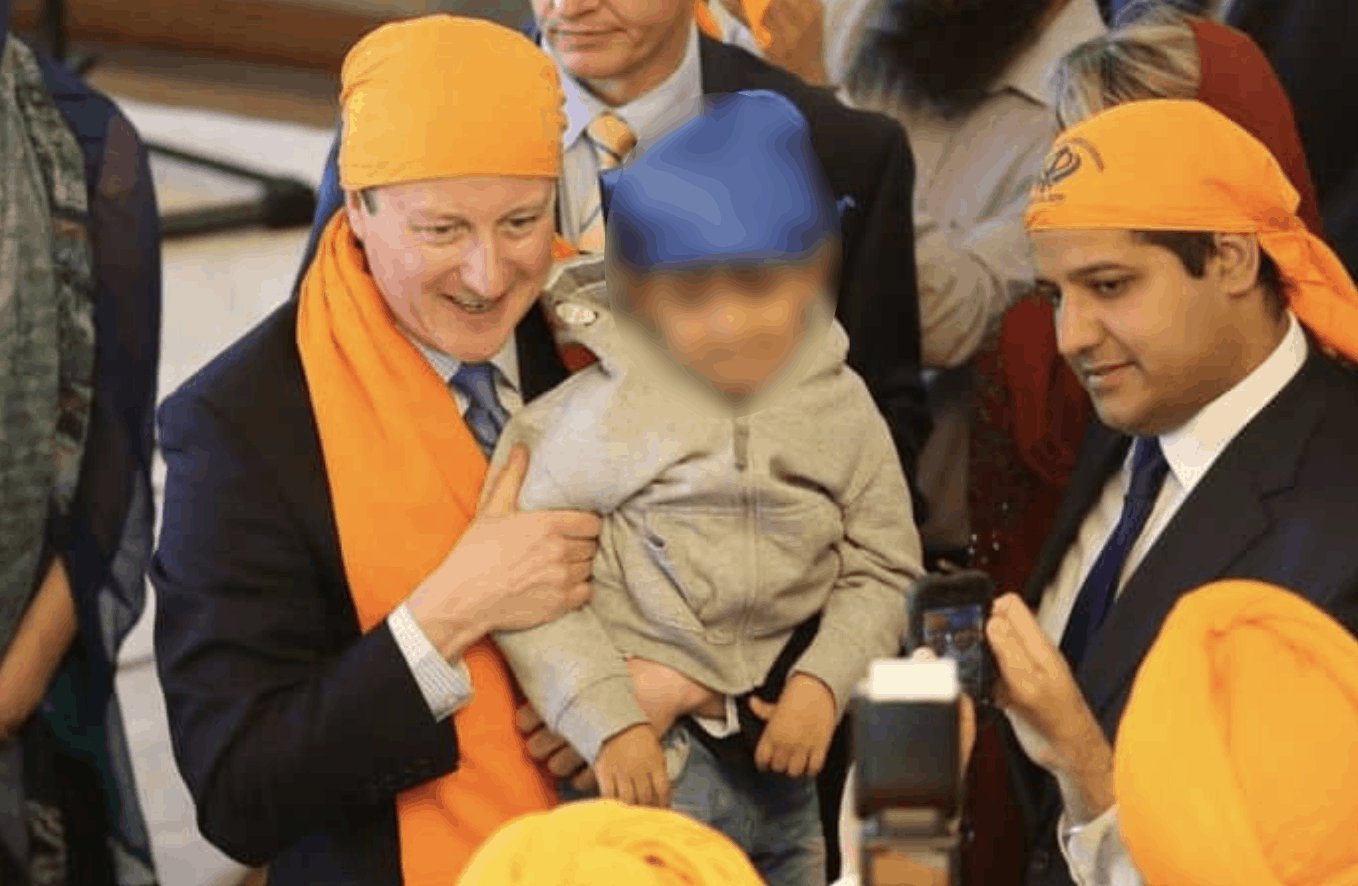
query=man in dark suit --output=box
[295,6,930,878]
[982,101,1358,886]
[153,17,612,885]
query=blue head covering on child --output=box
[600,90,840,273]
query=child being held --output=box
[489,90,923,886]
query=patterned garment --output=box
[1,30,160,886]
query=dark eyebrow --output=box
[1068,262,1136,281]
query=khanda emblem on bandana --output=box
[1032,137,1105,205]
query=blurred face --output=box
[1034,229,1251,437]
[532,0,692,102]
[635,260,827,400]
[345,177,556,362]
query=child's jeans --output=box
[558,724,827,886]
[667,723,827,886]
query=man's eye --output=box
[507,216,541,231]
[1090,278,1131,297]
[415,224,462,237]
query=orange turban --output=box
[1115,580,1358,886]
[456,799,765,886]
[339,15,566,190]
[1024,99,1358,365]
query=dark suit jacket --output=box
[151,300,570,885]
[296,36,931,500]
[1008,347,1358,886]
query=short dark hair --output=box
[1133,230,1288,317]
[359,188,379,215]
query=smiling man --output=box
[981,99,1358,886]
[152,17,607,886]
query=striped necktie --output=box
[1059,436,1170,667]
[576,112,637,253]
[450,363,510,458]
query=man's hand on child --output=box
[517,703,597,793]
[594,723,672,807]
[627,656,724,737]
[749,672,837,778]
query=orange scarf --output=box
[1116,580,1358,886]
[296,212,559,883]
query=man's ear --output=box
[344,190,369,241]
[1213,233,1264,300]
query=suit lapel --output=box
[518,302,571,401]
[1077,351,1331,727]
[1021,420,1127,607]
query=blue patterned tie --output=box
[1059,437,1170,668]
[450,363,510,458]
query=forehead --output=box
[375,177,554,216]
[1030,228,1151,277]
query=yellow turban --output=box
[1115,580,1358,886]
[456,799,766,886]
[1024,99,1358,365]
[339,15,566,190]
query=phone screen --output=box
[922,604,986,696]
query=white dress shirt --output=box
[1008,313,1309,886]
[385,332,521,722]
[841,0,1105,368]
[553,25,705,245]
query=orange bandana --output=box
[297,214,559,883]
[1115,580,1358,886]
[1025,99,1358,364]
[340,15,565,190]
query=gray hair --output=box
[1048,4,1201,129]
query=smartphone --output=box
[907,570,996,705]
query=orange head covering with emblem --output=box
[1115,579,1358,886]
[296,15,569,884]
[1024,99,1358,364]
[457,799,766,886]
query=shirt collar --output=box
[401,327,521,393]
[1157,311,1308,492]
[556,24,704,148]
[997,0,1106,105]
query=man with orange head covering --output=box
[152,15,608,885]
[980,98,1358,886]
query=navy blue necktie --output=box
[1059,437,1170,668]
[450,363,510,458]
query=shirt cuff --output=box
[388,603,475,722]
[1058,806,1143,886]
[691,694,740,738]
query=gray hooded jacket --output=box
[491,255,923,762]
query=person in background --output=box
[152,17,603,885]
[457,799,766,886]
[0,6,161,884]
[695,0,829,85]
[1223,0,1358,281]
[994,98,1358,886]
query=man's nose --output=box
[1054,290,1101,361]
[459,236,510,298]
[552,0,599,21]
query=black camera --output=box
[850,659,963,886]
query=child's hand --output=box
[627,656,725,737]
[749,672,837,778]
[593,724,672,807]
